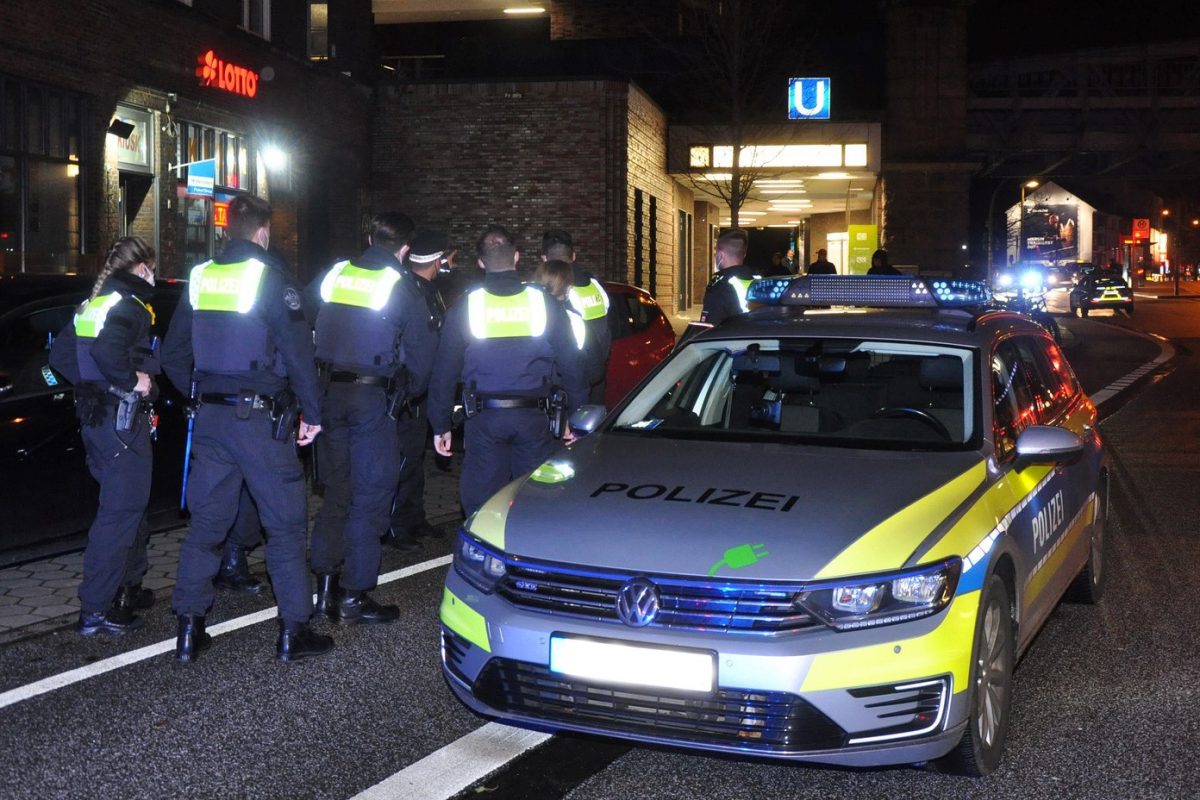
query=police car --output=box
[439,275,1108,776]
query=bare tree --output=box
[675,0,808,224]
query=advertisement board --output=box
[847,224,877,274]
[1022,203,1078,264]
[186,158,216,198]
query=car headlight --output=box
[453,530,508,592]
[1020,270,1044,292]
[795,558,962,631]
[996,273,1014,288]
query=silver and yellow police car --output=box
[440,275,1108,776]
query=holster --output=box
[385,369,410,421]
[108,386,142,433]
[548,388,568,438]
[270,388,299,441]
[461,384,480,419]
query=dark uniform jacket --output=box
[308,245,439,397]
[570,268,612,388]
[427,270,588,435]
[699,263,761,327]
[49,269,157,396]
[161,239,324,426]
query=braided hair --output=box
[85,236,156,304]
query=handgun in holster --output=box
[385,369,410,421]
[548,388,568,438]
[108,386,142,433]
[270,388,300,441]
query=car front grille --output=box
[473,658,846,753]
[496,561,818,635]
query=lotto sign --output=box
[788,78,831,120]
[1132,218,1150,239]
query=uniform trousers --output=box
[390,402,429,535]
[172,404,311,623]
[79,403,152,613]
[309,383,403,591]
[461,407,555,515]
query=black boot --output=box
[414,519,442,540]
[337,589,400,625]
[175,614,212,663]
[78,607,142,637]
[214,545,264,594]
[276,620,335,662]
[381,530,421,552]
[113,583,155,613]
[313,573,342,620]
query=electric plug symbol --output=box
[708,543,769,577]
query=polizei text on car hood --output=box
[473,435,986,581]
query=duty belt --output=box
[199,392,276,412]
[480,396,549,411]
[327,370,395,392]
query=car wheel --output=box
[937,574,1014,777]
[1067,477,1107,604]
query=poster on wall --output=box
[847,224,877,274]
[1022,203,1078,264]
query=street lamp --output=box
[1019,180,1039,265]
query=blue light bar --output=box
[746,275,990,309]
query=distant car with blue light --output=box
[439,275,1109,776]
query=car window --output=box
[991,339,1038,459]
[612,338,976,450]
[1015,336,1077,422]
[0,303,77,400]
[608,292,657,340]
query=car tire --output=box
[936,573,1014,777]
[1067,477,1107,604]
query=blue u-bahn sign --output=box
[788,77,831,120]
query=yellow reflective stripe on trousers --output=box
[440,588,490,653]
[815,461,988,579]
[800,591,979,693]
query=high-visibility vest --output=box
[189,258,275,374]
[566,279,610,322]
[315,260,405,371]
[728,275,760,313]
[73,292,124,382]
[467,287,548,339]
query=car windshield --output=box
[612,338,976,450]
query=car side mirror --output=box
[1014,424,1084,470]
[569,404,607,435]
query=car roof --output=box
[0,273,185,317]
[694,306,1050,348]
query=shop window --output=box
[309,3,330,61]
[25,160,81,272]
[0,156,20,274]
[243,0,271,41]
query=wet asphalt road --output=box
[2,295,1198,800]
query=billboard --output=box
[1021,203,1078,264]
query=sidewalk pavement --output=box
[0,453,465,639]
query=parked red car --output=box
[601,281,675,408]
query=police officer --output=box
[429,225,588,515]
[162,194,331,662]
[540,230,611,404]
[699,228,762,328]
[385,229,449,550]
[48,237,159,636]
[308,213,437,623]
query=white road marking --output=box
[350,722,551,800]
[1089,332,1174,407]
[0,555,452,711]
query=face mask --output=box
[141,264,156,286]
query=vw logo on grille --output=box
[615,577,660,627]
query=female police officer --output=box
[49,236,159,636]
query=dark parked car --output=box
[0,274,188,564]
[1069,268,1134,317]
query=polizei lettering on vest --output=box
[486,307,533,323]
[335,275,380,294]
[589,483,800,512]
[202,276,247,294]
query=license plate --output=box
[549,635,715,693]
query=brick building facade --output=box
[0,0,372,280]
